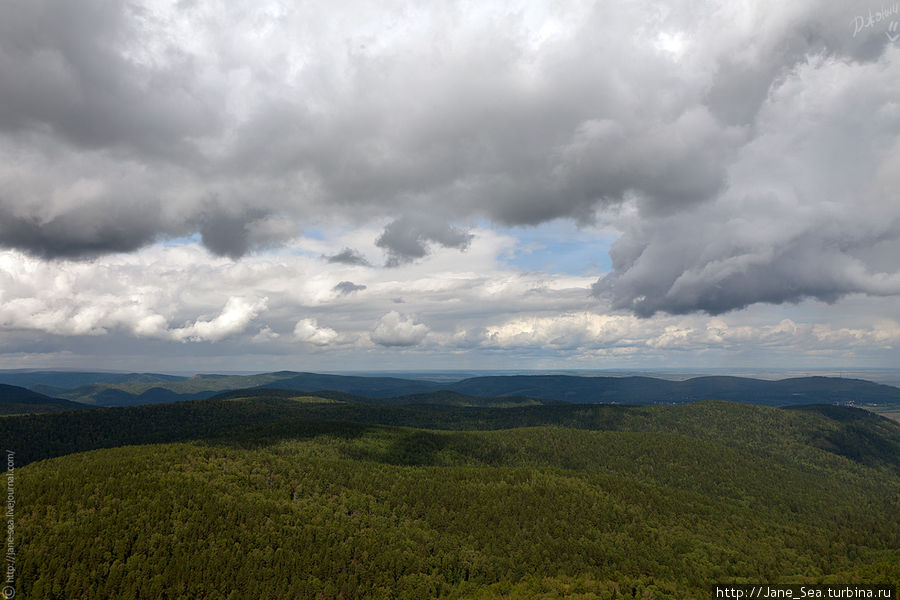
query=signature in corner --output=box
[851,4,900,37]
[887,20,900,41]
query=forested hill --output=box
[0,383,90,415]
[5,394,900,473]
[11,396,900,598]
[5,369,899,408]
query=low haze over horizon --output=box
[1,1,899,372]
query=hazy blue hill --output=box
[13,370,900,408]
[773,376,900,403]
[219,387,552,408]
[72,387,219,407]
[50,372,442,405]
[52,384,169,406]
[253,373,900,407]
[52,371,304,406]
[56,384,219,406]
[448,375,661,403]
[41,372,442,406]
[448,374,900,406]
[0,370,186,391]
[380,390,552,407]
[0,383,93,415]
[677,376,900,406]
[256,372,443,396]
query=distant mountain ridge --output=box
[3,370,899,409]
[447,374,900,406]
[252,373,900,407]
[0,371,184,392]
[213,387,554,408]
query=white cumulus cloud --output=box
[371,311,430,347]
[171,297,268,343]
[293,318,340,346]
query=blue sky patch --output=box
[497,220,615,276]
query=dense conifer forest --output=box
[6,393,900,598]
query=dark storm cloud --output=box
[0,0,219,259]
[333,281,366,296]
[376,217,473,267]
[195,210,267,259]
[0,212,151,259]
[595,226,900,318]
[0,0,219,156]
[326,249,371,267]
[0,194,164,258]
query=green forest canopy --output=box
[9,397,900,598]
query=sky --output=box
[0,0,899,373]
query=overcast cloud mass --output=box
[0,0,898,371]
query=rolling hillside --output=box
[0,383,92,415]
[0,370,185,394]
[11,397,900,598]
[49,371,304,405]
[6,393,900,473]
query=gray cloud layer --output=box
[0,1,898,315]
